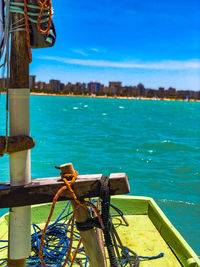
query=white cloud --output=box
[90,48,99,52]
[38,56,200,70]
[73,49,88,56]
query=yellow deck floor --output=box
[0,214,182,266]
[116,215,182,266]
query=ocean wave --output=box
[137,141,197,153]
[157,198,199,207]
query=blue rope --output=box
[0,259,7,266]
[27,201,89,266]
[139,252,164,261]
[0,241,8,251]
[0,240,8,266]
[122,247,164,265]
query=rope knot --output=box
[61,170,78,185]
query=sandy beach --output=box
[1,91,199,102]
[29,92,200,102]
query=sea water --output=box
[0,94,200,255]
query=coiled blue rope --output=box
[27,201,86,266]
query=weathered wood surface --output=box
[0,136,35,154]
[7,259,26,267]
[0,173,130,208]
[10,0,29,88]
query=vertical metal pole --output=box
[7,0,31,266]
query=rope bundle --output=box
[10,0,53,63]
[38,170,104,267]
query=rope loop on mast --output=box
[9,0,54,63]
[24,0,32,62]
[37,0,52,34]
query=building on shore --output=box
[29,75,36,89]
[177,90,191,99]
[157,87,165,97]
[73,82,84,94]
[64,82,86,94]
[87,82,101,93]
[122,86,139,96]
[137,83,145,95]
[60,83,65,90]
[165,87,176,97]
[189,90,199,99]
[35,81,49,90]
[49,79,61,90]
[108,82,122,95]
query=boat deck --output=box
[1,196,200,266]
[115,215,181,266]
[0,214,182,266]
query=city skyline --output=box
[1,76,199,98]
[30,0,200,91]
[25,76,199,99]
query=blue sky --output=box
[30,0,200,90]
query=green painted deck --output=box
[114,215,181,266]
[0,196,199,266]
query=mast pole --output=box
[7,0,31,266]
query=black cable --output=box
[100,176,118,267]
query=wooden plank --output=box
[0,173,130,208]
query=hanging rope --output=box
[36,0,52,34]
[8,0,54,63]
[24,0,32,63]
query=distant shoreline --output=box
[30,92,200,102]
[1,92,200,102]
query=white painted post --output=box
[7,89,31,266]
[9,89,30,186]
[7,0,31,264]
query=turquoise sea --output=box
[0,95,200,255]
